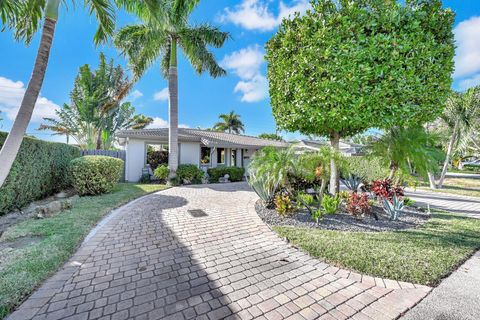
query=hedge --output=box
[176,164,204,184]
[0,132,80,215]
[70,156,124,195]
[343,156,390,183]
[208,167,245,183]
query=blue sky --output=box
[0,0,479,142]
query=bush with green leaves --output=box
[70,156,123,196]
[295,192,315,209]
[176,164,204,184]
[154,165,169,181]
[343,156,390,183]
[463,165,480,173]
[321,195,341,215]
[207,166,245,183]
[0,132,80,215]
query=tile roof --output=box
[116,128,290,148]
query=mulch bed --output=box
[255,199,431,232]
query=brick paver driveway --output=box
[9,183,430,320]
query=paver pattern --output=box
[9,183,430,320]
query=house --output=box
[117,128,289,182]
[293,139,364,156]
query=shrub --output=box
[296,192,315,209]
[154,165,169,181]
[463,164,480,173]
[371,179,404,202]
[403,197,415,207]
[138,173,151,184]
[70,156,123,195]
[147,150,168,170]
[207,166,245,183]
[343,156,390,183]
[347,192,371,217]
[0,132,80,215]
[176,164,204,184]
[321,195,341,215]
[274,194,295,216]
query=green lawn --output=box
[274,212,480,286]
[0,183,167,318]
[419,178,480,198]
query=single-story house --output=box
[293,139,364,156]
[117,128,289,182]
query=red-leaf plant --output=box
[371,179,404,202]
[347,192,371,217]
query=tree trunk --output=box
[388,161,397,180]
[96,130,103,150]
[0,17,57,188]
[427,172,437,189]
[168,38,179,179]
[329,132,340,195]
[437,120,459,188]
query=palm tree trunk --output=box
[427,172,437,189]
[329,131,340,195]
[437,120,459,188]
[168,37,179,179]
[388,161,397,180]
[0,15,57,188]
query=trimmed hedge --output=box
[0,132,80,215]
[208,167,245,183]
[70,156,124,195]
[176,164,204,184]
[343,156,390,183]
[463,165,480,173]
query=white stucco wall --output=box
[180,142,200,165]
[125,138,146,182]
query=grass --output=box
[419,178,480,198]
[0,183,167,318]
[274,211,480,286]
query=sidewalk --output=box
[403,251,480,320]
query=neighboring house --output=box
[293,139,364,156]
[117,128,289,182]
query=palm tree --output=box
[433,87,480,188]
[39,54,149,149]
[370,126,444,181]
[115,0,228,177]
[213,111,245,134]
[0,0,117,187]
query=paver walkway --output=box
[9,183,430,320]
[406,189,480,218]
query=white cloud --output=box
[234,75,269,103]
[0,76,60,122]
[147,117,189,129]
[153,88,169,101]
[454,16,480,79]
[128,89,143,101]
[459,73,480,91]
[222,45,269,102]
[220,0,310,32]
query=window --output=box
[231,150,237,166]
[217,148,225,164]
[200,147,211,164]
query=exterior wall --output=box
[125,138,146,182]
[180,142,201,165]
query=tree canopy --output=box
[265,0,455,138]
[213,111,245,134]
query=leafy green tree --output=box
[115,0,228,178]
[39,54,150,149]
[258,133,284,141]
[433,87,480,188]
[0,0,119,187]
[213,111,245,134]
[265,0,455,194]
[370,126,444,181]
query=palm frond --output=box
[86,0,116,44]
[114,24,169,79]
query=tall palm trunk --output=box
[427,172,437,189]
[388,161,398,180]
[329,131,340,195]
[437,120,459,188]
[168,37,179,178]
[0,6,58,188]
